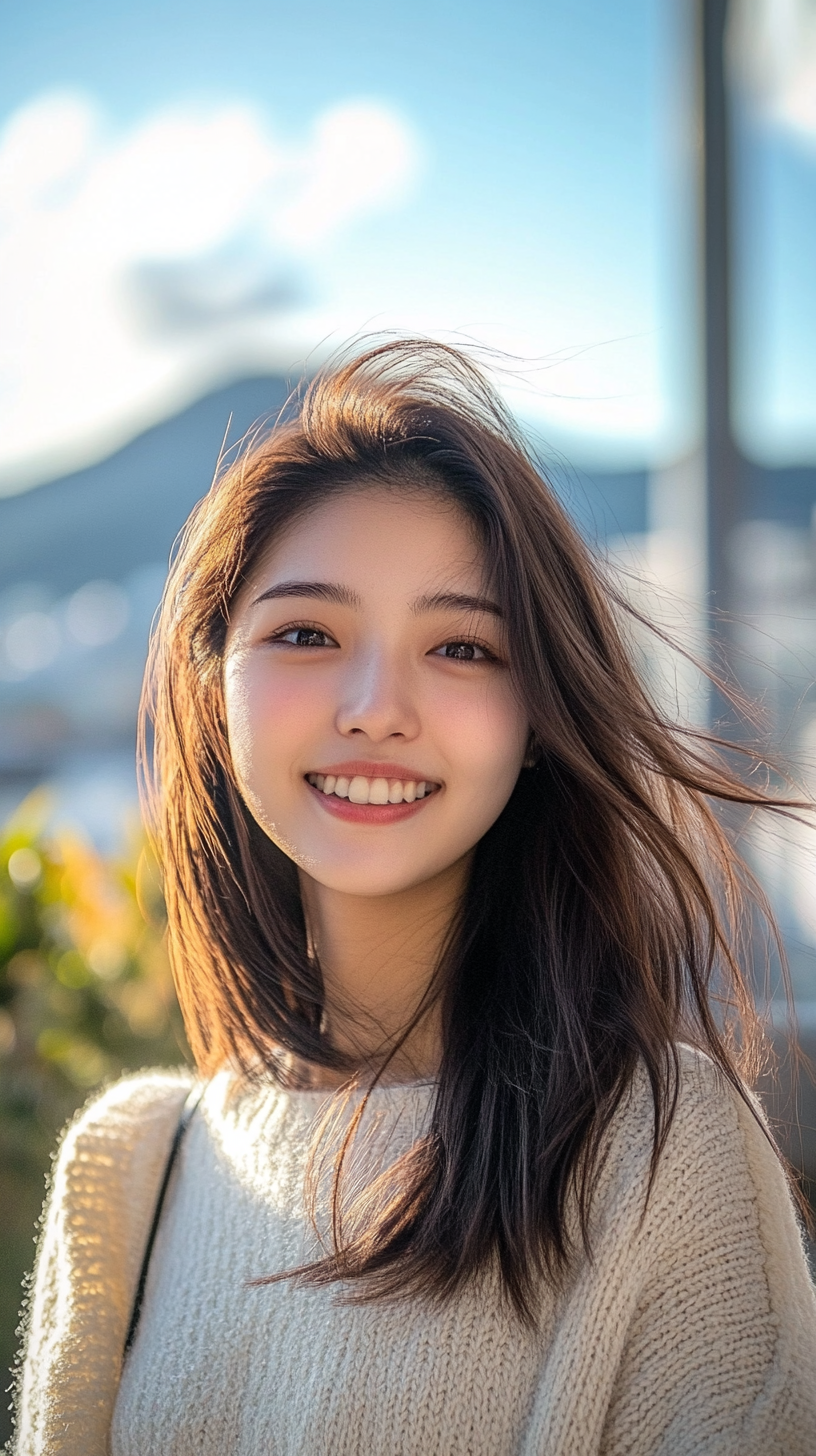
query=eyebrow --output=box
[251,580,362,609]
[411,591,503,618]
[251,580,502,618]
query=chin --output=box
[307,855,450,899]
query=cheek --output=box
[429,677,528,788]
[222,658,254,785]
[223,658,329,793]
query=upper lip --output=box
[306,760,441,784]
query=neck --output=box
[297,856,471,1086]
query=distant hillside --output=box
[0,371,658,599]
[0,375,291,598]
[1,372,813,601]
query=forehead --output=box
[248,488,487,596]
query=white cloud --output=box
[278,104,420,249]
[0,92,421,495]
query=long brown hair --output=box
[140,337,802,1320]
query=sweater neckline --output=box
[223,1059,438,1099]
[210,1066,437,1112]
[257,1078,436,1103]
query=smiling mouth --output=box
[305,772,439,806]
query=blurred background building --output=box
[1,0,816,1435]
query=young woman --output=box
[15,340,816,1454]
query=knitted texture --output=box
[13,1048,816,1455]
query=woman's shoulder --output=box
[54,1064,195,1190]
[616,1042,776,1164]
[589,1047,816,1451]
[609,1043,813,1279]
[41,1067,198,1314]
[63,1062,194,1135]
[14,1069,197,1453]
[593,1043,803,1256]
[667,1042,799,1195]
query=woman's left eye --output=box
[433,641,492,661]
[275,627,335,647]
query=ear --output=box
[522,733,540,770]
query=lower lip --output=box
[306,781,438,824]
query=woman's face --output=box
[223,488,530,899]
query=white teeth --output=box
[308,773,435,805]
[348,775,370,804]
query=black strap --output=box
[122,1081,205,1359]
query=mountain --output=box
[0,375,291,598]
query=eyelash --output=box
[267,622,499,662]
[269,622,337,648]
[434,640,498,663]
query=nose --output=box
[334,645,420,744]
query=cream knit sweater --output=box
[13,1047,816,1455]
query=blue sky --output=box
[0,0,814,486]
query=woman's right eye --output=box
[273,626,336,648]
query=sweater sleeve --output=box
[11,1069,193,1456]
[597,1053,816,1456]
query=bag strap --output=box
[122,1080,206,1360]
